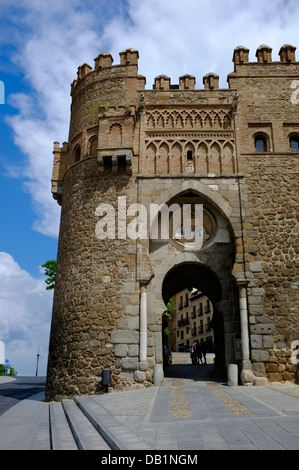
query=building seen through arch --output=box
[167,287,214,354]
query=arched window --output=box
[290,135,299,152]
[254,134,267,153]
[187,150,193,160]
[89,136,98,156]
[74,145,81,163]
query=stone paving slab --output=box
[1,355,299,450]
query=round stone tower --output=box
[46,49,148,400]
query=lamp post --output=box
[35,351,40,377]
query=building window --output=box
[89,136,98,156]
[187,150,193,160]
[254,135,267,152]
[74,145,81,163]
[290,136,299,152]
[191,306,196,318]
[198,303,203,316]
[205,299,211,313]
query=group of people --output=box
[190,340,207,365]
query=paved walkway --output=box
[1,353,299,450]
[92,353,299,450]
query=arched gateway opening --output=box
[145,184,247,385]
[162,263,222,307]
[161,262,234,380]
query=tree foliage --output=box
[163,299,175,337]
[0,364,17,376]
[41,259,57,290]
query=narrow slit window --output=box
[187,150,193,160]
[74,146,81,162]
[90,137,98,156]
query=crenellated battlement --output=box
[71,48,141,94]
[51,44,299,203]
[70,44,298,95]
[232,44,297,65]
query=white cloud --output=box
[0,252,53,376]
[103,0,299,87]
[3,1,106,237]
[3,0,299,239]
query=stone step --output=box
[61,399,111,450]
[75,396,154,450]
[49,395,155,450]
[49,401,78,450]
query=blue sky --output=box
[0,0,298,376]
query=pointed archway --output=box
[145,182,251,385]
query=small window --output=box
[254,135,267,152]
[89,136,98,156]
[290,136,299,152]
[74,146,81,162]
[117,156,126,174]
[187,150,193,160]
[103,156,112,171]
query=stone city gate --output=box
[46,45,299,401]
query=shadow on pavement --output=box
[164,352,225,383]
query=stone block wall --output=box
[241,155,299,383]
[47,160,155,400]
[47,45,299,400]
[229,46,299,383]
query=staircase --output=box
[49,396,153,450]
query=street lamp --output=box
[35,351,40,377]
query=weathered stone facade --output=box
[46,46,299,401]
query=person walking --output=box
[196,340,204,365]
[190,342,197,365]
[201,340,207,364]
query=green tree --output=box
[41,259,57,290]
[0,364,17,376]
[162,299,175,337]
